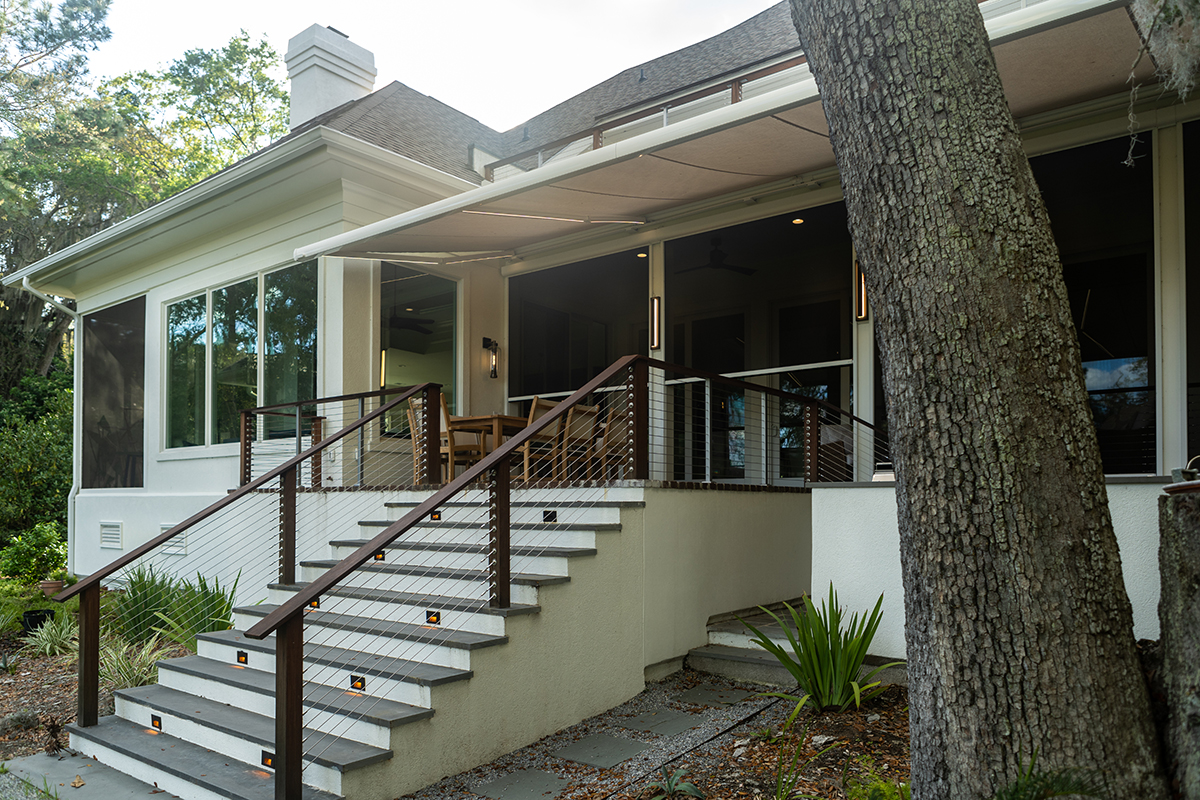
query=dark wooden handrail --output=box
[54,383,437,604]
[244,386,418,415]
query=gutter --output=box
[18,278,82,576]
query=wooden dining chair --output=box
[593,403,629,481]
[557,403,601,481]
[516,397,561,482]
[406,393,484,483]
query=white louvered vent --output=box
[161,525,186,556]
[99,521,122,550]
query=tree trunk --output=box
[1160,491,1200,798]
[786,1,1169,797]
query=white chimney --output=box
[285,25,377,130]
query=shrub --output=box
[154,572,238,651]
[0,521,67,584]
[115,566,176,645]
[0,388,71,546]
[740,584,901,713]
[100,635,172,690]
[20,609,77,657]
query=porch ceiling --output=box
[303,5,1151,264]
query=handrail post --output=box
[294,406,302,456]
[240,411,254,486]
[275,612,303,800]
[488,454,511,608]
[77,583,100,727]
[704,380,712,483]
[422,385,440,486]
[357,398,366,487]
[311,417,323,488]
[803,401,820,483]
[280,467,297,585]
[632,360,649,480]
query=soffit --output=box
[312,6,1151,265]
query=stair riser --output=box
[328,546,571,577]
[384,505,621,525]
[157,666,392,748]
[358,525,598,549]
[302,624,473,671]
[265,588,508,635]
[296,566,540,604]
[709,630,789,651]
[113,695,343,796]
[195,637,434,708]
[67,733,246,800]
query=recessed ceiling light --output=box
[792,218,804,225]
[405,307,414,311]
[636,253,647,258]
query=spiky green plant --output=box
[646,767,705,800]
[153,572,238,651]
[99,635,172,690]
[739,584,901,713]
[19,610,77,657]
[115,566,176,645]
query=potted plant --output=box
[0,522,68,597]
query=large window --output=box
[380,263,456,409]
[82,297,146,487]
[166,262,317,449]
[1030,136,1155,474]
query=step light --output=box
[150,715,161,731]
[350,675,366,691]
[261,751,274,769]
[431,511,442,521]
[308,598,320,610]
[373,551,385,561]
[236,650,248,665]
[543,510,557,523]
[426,610,441,625]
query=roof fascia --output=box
[295,0,1131,264]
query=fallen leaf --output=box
[70,775,84,787]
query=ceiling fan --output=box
[675,237,756,276]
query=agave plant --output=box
[739,584,901,713]
[646,766,705,800]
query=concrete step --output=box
[157,654,433,749]
[264,582,539,636]
[331,536,595,577]
[234,604,508,671]
[69,716,341,800]
[197,628,473,708]
[114,683,389,796]
[355,519,620,551]
[296,559,567,606]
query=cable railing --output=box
[54,382,442,737]
[241,356,890,798]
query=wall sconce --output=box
[482,337,499,379]
[649,296,662,351]
[854,260,869,321]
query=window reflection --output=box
[212,279,257,444]
[166,295,206,449]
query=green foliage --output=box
[153,572,238,651]
[0,386,71,543]
[992,751,1105,800]
[99,634,168,689]
[0,0,111,130]
[20,608,76,657]
[0,364,71,427]
[646,767,705,800]
[740,585,901,713]
[114,566,175,645]
[845,758,911,800]
[0,521,66,582]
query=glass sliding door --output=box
[380,262,456,415]
[211,279,258,444]
[263,262,318,438]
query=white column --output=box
[1156,124,1187,475]
[852,256,878,481]
[648,242,669,480]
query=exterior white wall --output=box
[811,479,1170,661]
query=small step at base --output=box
[687,645,908,688]
[3,749,164,800]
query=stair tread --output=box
[69,716,341,800]
[267,582,541,617]
[116,683,391,771]
[199,629,474,685]
[330,539,597,558]
[298,558,571,586]
[159,655,435,728]
[688,643,780,665]
[357,519,622,532]
[236,604,509,650]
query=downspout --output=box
[21,278,81,575]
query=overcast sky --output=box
[86,0,782,132]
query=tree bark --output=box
[1160,492,1200,798]
[787,1,1169,797]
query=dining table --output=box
[448,413,528,454]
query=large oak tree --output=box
[786,1,1170,797]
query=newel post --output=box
[239,410,254,486]
[488,454,511,608]
[77,583,100,727]
[280,466,297,585]
[274,612,304,800]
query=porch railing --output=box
[54,382,442,731]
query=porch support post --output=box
[76,583,100,727]
[311,417,323,488]
[488,454,511,608]
[280,467,297,585]
[274,613,304,800]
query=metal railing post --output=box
[77,583,100,727]
[280,467,297,585]
[274,613,303,800]
[488,454,511,608]
[704,380,712,483]
[422,385,441,486]
[632,359,649,480]
[240,411,254,486]
[804,401,820,483]
[311,417,323,488]
[294,406,302,456]
[358,398,366,487]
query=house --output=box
[3,2,1195,798]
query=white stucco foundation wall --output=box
[811,478,1170,661]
